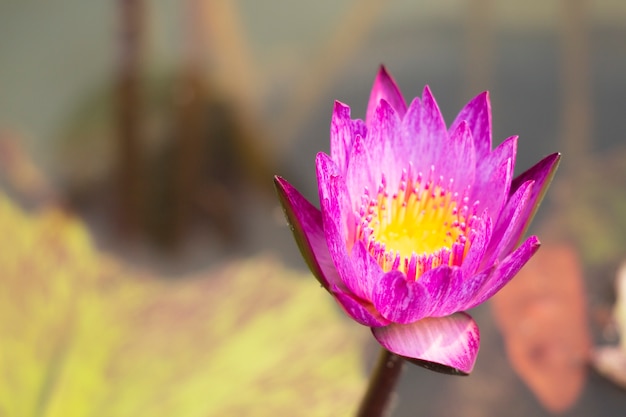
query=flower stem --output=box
[356,348,405,417]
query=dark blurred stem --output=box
[356,348,405,417]
[169,0,206,245]
[116,0,143,235]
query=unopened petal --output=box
[372,312,480,375]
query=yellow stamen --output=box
[356,167,476,280]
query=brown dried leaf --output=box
[491,245,591,413]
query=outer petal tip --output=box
[421,85,434,100]
[372,312,480,375]
[512,152,561,195]
[332,100,351,117]
[450,90,493,159]
[549,152,562,173]
[528,234,541,248]
[329,100,358,173]
[472,90,490,111]
[366,66,407,124]
[537,152,561,180]
[273,175,289,190]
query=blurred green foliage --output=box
[0,195,366,416]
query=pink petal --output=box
[487,153,559,261]
[465,235,541,309]
[484,180,535,265]
[460,212,493,275]
[399,98,422,165]
[274,176,344,291]
[476,135,517,184]
[417,265,462,317]
[506,152,561,248]
[329,101,354,175]
[401,87,448,177]
[438,120,476,191]
[332,287,390,327]
[352,119,367,141]
[372,270,429,324]
[372,312,481,375]
[316,152,354,245]
[345,134,375,207]
[320,209,366,299]
[317,153,371,300]
[511,152,560,195]
[448,265,495,312]
[450,91,492,161]
[366,65,407,126]
[362,99,403,190]
[472,136,516,222]
[420,86,448,147]
[350,240,384,301]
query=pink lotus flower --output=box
[275,67,559,375]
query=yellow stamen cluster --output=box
[355,166,477,280]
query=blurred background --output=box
[1,0,626,416]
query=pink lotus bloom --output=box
[275,67,559,375]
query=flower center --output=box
[355,166,479,280]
